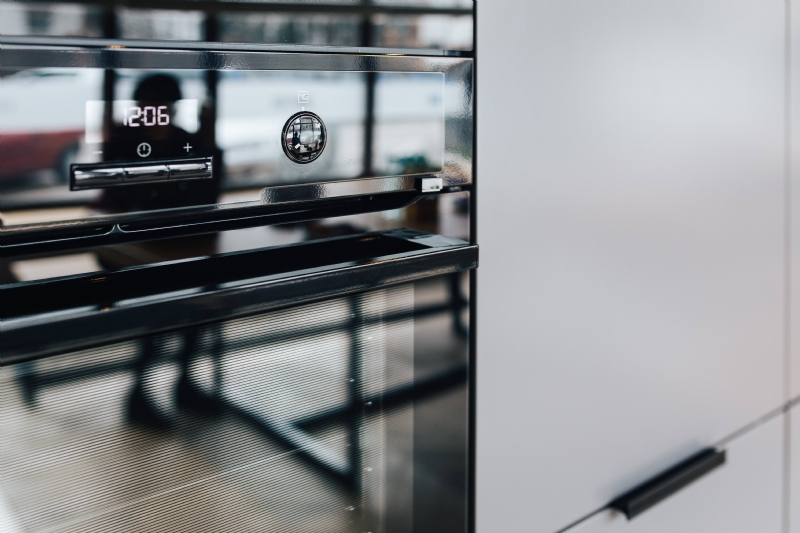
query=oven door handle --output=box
[1,230,477,364]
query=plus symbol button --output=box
[184,143,192,153]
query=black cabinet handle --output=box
[610,448,726,519]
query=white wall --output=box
[476,1,791,531]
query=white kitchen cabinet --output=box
[477,1,786,532]
[789,406,800,532]
[562,415,783,533]
[790,0,800,399]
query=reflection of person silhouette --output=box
[118,74,224,429]
[128,326,223,430]
[98,74,220,213]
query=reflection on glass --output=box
[85,98,199,145]
[371,14,473,50]
[0,1,473,50]
[88,80,200,156]
[0,68,446,210]
[3,190,470,286]
[374,73,445,175]
[217,12,474,50]
[0,2,103,38]
[218,13,362,46]
[217,70,365,186]
[0,69,101,193]
[217,70,444,188]
[372,0,472,5]
[0,18,472,233]
[117,8,204,41]
[0,277,468,533]
[96,74,220,212]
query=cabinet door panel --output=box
[477,1,785,532]
[790,0,800,399]
[789,407,800,533]
[564,416,783,533]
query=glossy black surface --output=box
[0,190,422,255]
[0,4,475,532]
[4,230,428,318]
[0,53,472,248]
[0,0,474,248]
[1,273,470,533]
[1,0,473,52]
[1,229,477,363]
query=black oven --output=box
[0,1,473,254]
[0,2,475,533]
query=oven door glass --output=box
[0,274,469,533]
[0,57,472,233]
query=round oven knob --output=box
[281,112,327,164]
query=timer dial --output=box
[281,112,326,164]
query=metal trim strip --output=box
[0,36,470,57]
[0,45,470,71]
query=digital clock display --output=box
[122,105,171,127]
[85,99,198,144]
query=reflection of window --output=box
[218,14,362,46]
[0,3,103,37]
[372,14,473,50]
[218,12,473,50]
[26,10,51,34]
[117,9,204,41]
[0,2,473,50]
[373,0,473,6]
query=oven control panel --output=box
[71,158,212,190]
[0,61,470,243]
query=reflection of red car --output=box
[0,130,82,182]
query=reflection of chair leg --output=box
[16,361,38,406]
[347,295,364,492]
[219,296,368,490]
[211,323,224,397]
[175,326,222,416]
[126,335,171,430]
[450,272,467,337]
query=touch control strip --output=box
[71,157,213,190]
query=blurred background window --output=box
[218,13,362,46]
[0,2,104,37]
[0,1,473,51]
[117,9,204,41]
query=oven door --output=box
[0,230,475,533]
